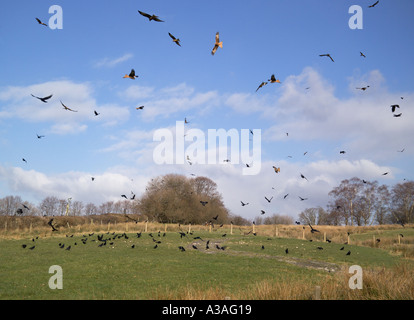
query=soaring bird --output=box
[273,166,281,173]
[22,158,27,163]
[123,69,138,79]
[268,74,281,84]
[211,32,223,55]
[94,110,100,116]
[340,150,346,154]
[240,201,249,206]
[368,1,379,8]
[356,86,370,91]
[360,52,366,58]
[136,106,144,110]
[264,196,273,203]
[300,173,308,181]
[60,101,78,112]
[393,113,402,117]
[283,194,289,199]
[319,53,334,62]
[168,32,181,46]
[309,224,320,233]
[36,134,45,139]
[31,94,53,103]
[390,105,400,113]
[256,81,267,92]
[138,10,164,22]
[35,18,47,26]
[298,196,308,201]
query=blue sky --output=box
[0,0,413,221]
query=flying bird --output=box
[319,53,334,62]
[48,218,58,232]
[138,10,164,22]
[94,110,100,116]
[36,134,45,139]
[283,194,289,199]
[136,106,144,110]
[300,173,308,181]
[268,74,281,84]
[340,150,346,154]
[393,113,402,117]
[256,81,267,92]
[22,158,27,163]
[200,201,208,206]
[390,105,400,113]
[298,196,308,201]
[360,52,366,58]
[211,32,223,55]
[260,210,266,215]
[240,201,249,206]
[123,69,138,79]
[309,224,320,233]
[273,166,281,173]
[31,94,53,103]
[60,101,78,112]
[356,86,370,91]
[35,18,47,26]
[368,1,379,8]
[168,32,181,46]
[264,196,273,203]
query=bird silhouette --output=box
[300,173,308,181]
[31,94,53,103]
[264,196,273,203]
[273,166,281,173]
[284,194,289,199]
[35,18,47,26]
[138,10,164,22]
[319,53,334,62]
[309,224,320,233]
[360,52,366,58]
[200,201,208,206]
[260,210,266,215]
[268,74,281,84]
[178,246,186,252]
[393,113,402,117]
[48,218,58,232]
[136,106,144,110]
[356,86,370,91]
[168,32,181,46]
[298,196,308,201]
[29,245,35,250]
[94,110,100,116]
[340,150,346,154]
[346,250,351,255]
[60,101,78,112]
[211,32,223,55]
[390,105,400,113]
[285,248,289,254]
[256,81,268,92]
[368,1,379,8]
[123,69,138,79]
[192,245,198,250]
[240,201,249,206]
[36,134,45,139]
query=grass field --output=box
[0,221,413,300]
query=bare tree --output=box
[390,181,414,224]
[39,196,60,216]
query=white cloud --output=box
[93,53,134,68]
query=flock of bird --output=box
[28,1,405,222]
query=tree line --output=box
[1,175,413,226]
[299,178,414,226]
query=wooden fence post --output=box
[302,228,305,240]
[275,226,279,237]
[188,223,191,234]
[314,286,321,300]
[347,234,350,245]
[230,223,233,235]
[145,221,148,232]
[209,223,212,233]
[398,234,401,244]
[323,232,326,242]
[253,222,256,234]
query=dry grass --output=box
[153,262,414,300]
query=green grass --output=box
[0,230,408,300]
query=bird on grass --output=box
[168,32,181,46]
[211,32,223,55]
[35,18,47,26]
[285,248,289,254]
[123,69,138,79]
[319,53,334,62]
[346,250,351,255]
[178,246,186,252]
[29,245,35,250]
[31,94,53,103]
[138,10,164,22]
